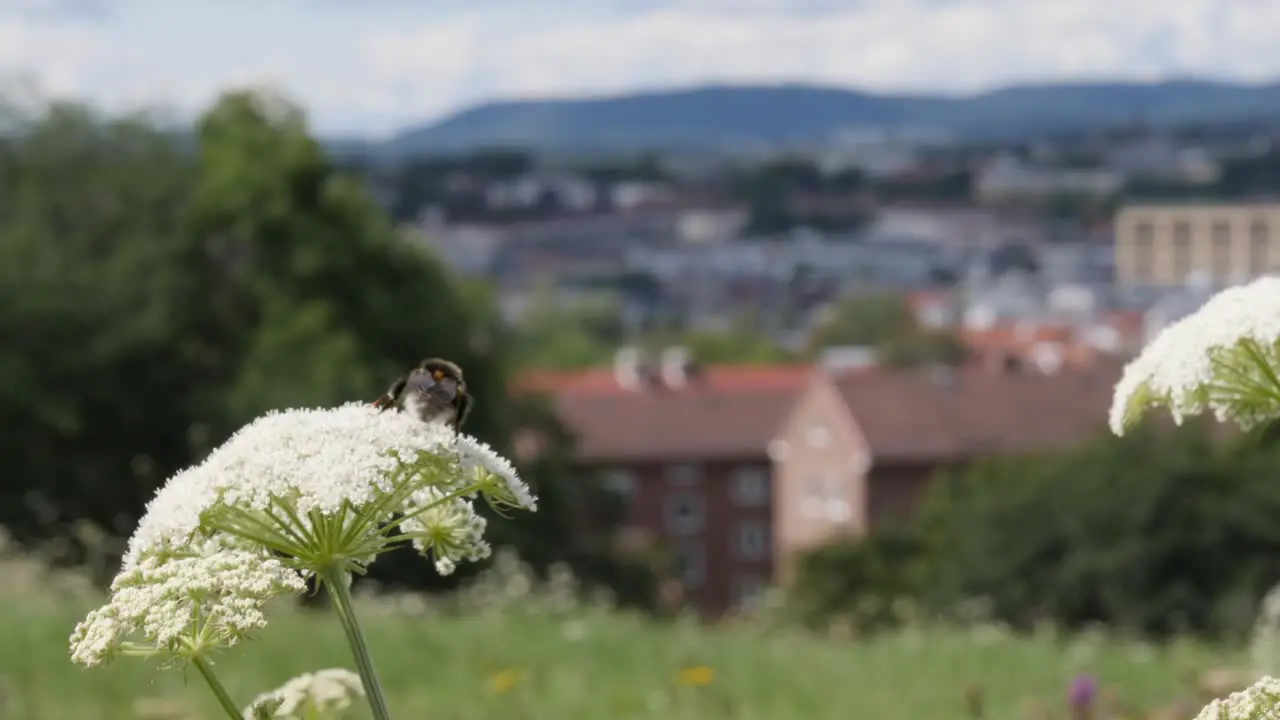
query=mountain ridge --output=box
[365,79,1280,156]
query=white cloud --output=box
[3,0,1280,135]
[358,0,1280,128]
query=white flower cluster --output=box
[123,403,460,566]
[71,402,536,665]
[244,668,365,720]
[1194,675,1280,720]
[401,487,491,575]
[1110,277,1280,434]
[457,435,538,513]
[70,541,306,666]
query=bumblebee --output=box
[372,358,472,432]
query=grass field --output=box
[0,553,1246,720]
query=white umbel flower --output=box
[457,434,537,512]
[1193,675,1280,719]
[244,668,364,719]
[1110,277,1280,434]
[69,541,306,666]
[124,402,458,568]
[400,486,491,575]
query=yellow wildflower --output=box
[488,669,523,694]
[677,665,715,687]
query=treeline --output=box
[787,420,1280,641]
[0,90,650,603]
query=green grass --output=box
[0,577,1243,720]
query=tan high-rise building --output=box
[1114,202,1280,288]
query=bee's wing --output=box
[452,390,472,432]
[373,374,409,409]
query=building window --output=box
[802,474,827,516]
[1251,220,1270,275]
[806,424,830,448]
[827,495,852,523]
[665,463,702,486]
[734,573,767,609]
[824,476,850,522]
[1172,221,1192,281]
[804,474,851,520]
[673,541,704,588]
[1133,221,1154,282]
[1212,221,1231,280]
[664,490,704,534]
[731,466,770,506]
[602,469,636,498]
[735,521,769,560]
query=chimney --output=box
[660,346,699,389]
[1029,342,1065,375]
[614,346,653,391]
[985,351,1023,375]
[819,345,878,371]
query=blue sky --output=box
[1,0,1278,137]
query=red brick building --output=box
[519,351,1120,614]
[519,353,811,614]
[772,359,1120,580]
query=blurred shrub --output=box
[785,527,928,633]
[789,420,1280,640]
[0,91,654,609]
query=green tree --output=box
[917,421,1280,639]
[808,292,916,348]
[0,103,205,547]
[807,292,966,367]
[511,284,624,369]
[185,90,504,434]
[646,313,794,365]
[0,90,645,599]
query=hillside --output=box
[377,80,1280,155]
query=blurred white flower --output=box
[1252,583,1280,678]
[1193,675,1280,719]
[457,434,537,513]
[244,668,364,720]
[1111,277,1280,434]
[69,541,305,667]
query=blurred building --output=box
[1114,201,1280,288]
[516,351,1120,615]
[517,351,810,614]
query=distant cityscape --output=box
[343,111,1280,370]
[310,104,1280,613]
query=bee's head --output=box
[416,358,464,391]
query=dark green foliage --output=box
[918,421,1280,638]
[787,528,927,632]
[806,291,967,368]
[792,420,1280,640]
[0,90,648,601]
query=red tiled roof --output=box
[959,323,1101,369]
[833,361,1122,463]
[516,364,815,462]
[516,364,813,395]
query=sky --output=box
[2,0,1280,138]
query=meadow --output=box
[0,546,1251,720]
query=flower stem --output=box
[191,654,243,720]
[320,566,394,720]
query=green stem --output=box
[320,566,394,720]
[191,654,243,720]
